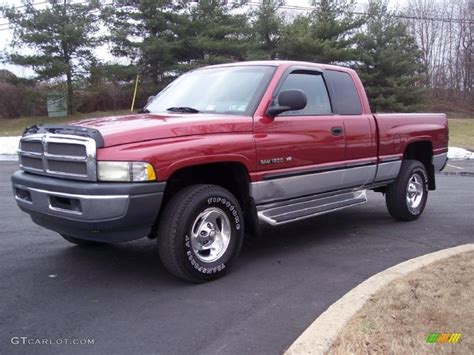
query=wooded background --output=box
[0,0,472,118]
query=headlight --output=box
[97,161,156,182]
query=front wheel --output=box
[386,160,429,221]
[157,184,244,282]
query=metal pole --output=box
[130,74,139,112]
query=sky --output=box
[0,0,409,78]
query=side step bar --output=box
[257,190,367,226]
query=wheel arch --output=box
[403,140,435,190]
[153,161,260,238]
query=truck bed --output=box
[374,113,448,158]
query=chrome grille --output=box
[20,156,43,170]
[19,133,97,181]
[48,160,88,175]
[47,142,86,157]
[21,141,43,153]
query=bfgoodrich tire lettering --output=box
[157,184,244,282]
[386,159,429,221]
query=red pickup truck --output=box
[12,61,448,282]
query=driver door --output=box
[253,68,345,204]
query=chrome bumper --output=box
[12,170,165,242]
[13,185,129,222]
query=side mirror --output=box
[267,89,307,117]
[147,95,155,105]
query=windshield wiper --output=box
[137,108,150,113]
[166,106,200,113]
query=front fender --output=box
[96,134,257,181]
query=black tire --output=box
[60,234,106,247]
[386,159,429,221]
[157,184,244,283]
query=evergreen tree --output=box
[278,0,363,63]
[105,1,252,86]
[184,0,253,66]
[355,0,426,112]
[103,0,186,86]
[250,0,285,60]
[1,0,102,114]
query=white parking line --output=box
[447,164,465,170]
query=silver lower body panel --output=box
[433,153,448,171]
[251,165,376,205]
[374,160,401,182]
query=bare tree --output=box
[405,0,472,108]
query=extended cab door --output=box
[253,67,346,204]
[324,69,378,188]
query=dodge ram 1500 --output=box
[12,61,448,282]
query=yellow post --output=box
[130,74,140,112]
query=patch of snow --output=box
[0,136,20,156]
[0,154,18,161]
[448,147,474,160]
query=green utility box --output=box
[47,92,67,117]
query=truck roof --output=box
[200,60,356,74]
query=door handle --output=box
[331,126,344,136]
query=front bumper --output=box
[12,170,165,243]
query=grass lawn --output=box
[448,119,474,150]
[0,110,130,136]
[329,250,474,354]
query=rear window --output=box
[324,70,362,115]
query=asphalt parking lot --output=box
[0,161,472,354]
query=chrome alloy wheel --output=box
[406,173,424,210]
[190,207,231,263]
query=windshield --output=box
[145,65,275,116]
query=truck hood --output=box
[74,113,253,147]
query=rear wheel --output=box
[386,160,429,221]
[60,234,106,247]
[157,184,244,283]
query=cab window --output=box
[324,70,362,115]
[277,70,332,115]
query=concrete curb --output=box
[438,171,474,177]
[285,243,474,355]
